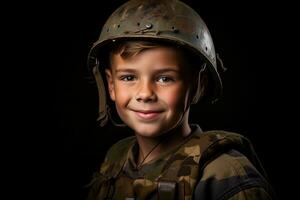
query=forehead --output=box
[111,46,188,72]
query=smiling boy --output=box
[105,42,198,168]
[86,0,275,199]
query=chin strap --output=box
[92,64,109,127]
[191,63,206,104]
[216,53,227,72]
[93,63,127,127]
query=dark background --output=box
[15,0,295,199]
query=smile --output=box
[132,109,163,121]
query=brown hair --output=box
[108,40,193,70]
[110,41,160,60]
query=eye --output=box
[156,76,174,83]
[120,75,136,81]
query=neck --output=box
[135,122,191,167]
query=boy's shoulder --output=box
[198,129,259,167]
[99,136,136,175]
[195,149,274,199]
[104,136,136,162]
[187,128,254,163]
[201,149,264,185]
[192,129,275,199]
[200,129,250,143]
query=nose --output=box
[135,79,156,103]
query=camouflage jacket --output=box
[86,125,275,200]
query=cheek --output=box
[160,86,188,109]
[114,85,131,105]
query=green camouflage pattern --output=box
[86,125,275,200]
[194,149,274,200]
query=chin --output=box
[131,124,167,138]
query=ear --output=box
[105,69,115,101]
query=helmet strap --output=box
[191,63,206,104]
[93,63,109,127]
[216,53,227,72]
[107,107,127,127]
[93,62,127,127]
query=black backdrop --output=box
[47,0,298,199]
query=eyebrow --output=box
[115,69,137,73]
[115,68,180,73]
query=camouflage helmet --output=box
[88,0,223,126]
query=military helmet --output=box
[87,0,223,126]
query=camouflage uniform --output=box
[86,125,275,200]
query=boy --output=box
[86,0,275,199]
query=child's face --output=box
[105,46,192,138]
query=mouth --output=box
[131,109,164,120]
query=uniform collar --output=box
[122,124,203,179]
